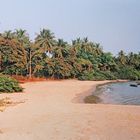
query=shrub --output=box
[115,67,140,80]
[78,70,117,81]
[78,71,94,80]
[0,75,23,93]
[92,71,117,81]
[92,71,106,81]
[100,71,117,80]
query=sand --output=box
[0,80,140,140]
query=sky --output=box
[0,0,140,54]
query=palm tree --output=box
[14,29,31,75]
[128,52,140,69]
[35,29,55,54]
[2,30,14,39]
[14,29,30,46]
[53,39,69,58]
[0,35,27,75]
[99,52,116,71]
[25,29,56,78]
[27,43,44,78]
[118,50,127,65]
[72,38,82,53]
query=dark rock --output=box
[136,82,140,85]
[130,84,138,87]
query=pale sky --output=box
[0,0,140,54]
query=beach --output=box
[0,80,140,140]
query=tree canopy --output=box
[0,28,140,80]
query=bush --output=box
[92,71,106,81]
[78,71,94,80]
[78,70,117,81]
[92,71,117,81]
[0,75,23,93]
[100,71,117,80]
[115,67,140,80]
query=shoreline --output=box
[73,79,128,104]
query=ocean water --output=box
[94,82,140,105]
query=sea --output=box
[93,82,140,105]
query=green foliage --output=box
[92,71,117,81]
[0,75,23,93]
[115,67,140,80]
[0,28,140,81]
[78,71,117,81]
[78,71,94,81]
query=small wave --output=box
[90,82,140,105]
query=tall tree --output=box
[117,50,127,65]
[0,35,27,75]
[35,29,55,53]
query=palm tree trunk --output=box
[0,51,2,71]
[29,49,32,79]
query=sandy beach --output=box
[0,80,140,140]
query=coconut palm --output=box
[117,50,127,65]
[35,29,55,54]
[0,35,27,75]
[53,39,69,58]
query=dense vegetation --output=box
[0,75,23,93]
[0,28,140,80]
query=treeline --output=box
[0,28,140,80]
